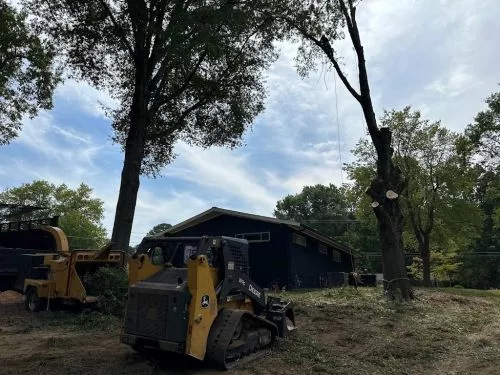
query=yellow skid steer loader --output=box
[122,235,296,369]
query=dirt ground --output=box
[1,288,499,375]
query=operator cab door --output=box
[149,242,199,268]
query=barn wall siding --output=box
[288,230,352,288]
[165,215,288,288]
[165,213,353,289]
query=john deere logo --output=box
[201,294,210,308]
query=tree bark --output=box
[307,0,414,300]
[407,198,432,287]
[367,129,413,300]
[376,198,412,299]
[420,237,431,287]
[349,1,413,299]
[110,64,147,251]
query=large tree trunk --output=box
[367,127,413,300]
[377,199,412,299]
[110,66,147,251]
[407,199,432,287]
[420,238,431,287]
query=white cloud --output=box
[426,64,478,97]
[265,167,345,195]
[131,188,211,240]
[52,125,93,145]
[12,111,104,170]
[163,142,279,214]
[55,80,118,118]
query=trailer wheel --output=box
[132,343,149,356]
[25,288,43,312]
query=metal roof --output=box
[161,206,353,255]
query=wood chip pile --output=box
[0,291,23,304]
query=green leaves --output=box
[0,180,107,249]
[274,183,354,239]
[346,107,483,280]
[146,222,172,236]
[459,88,500,170]
[26,0,285,176]
[0,0,60,145]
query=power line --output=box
[333,70,344,185]
[361,252,500,258]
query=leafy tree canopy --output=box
[0,180,107,249]
[274,183,354,239]
[0,0,60,145]
[346,107,482,285]
[146,222,172,237]
[25,0,283,176]
[457,88,500,170]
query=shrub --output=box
[86,267,128,316]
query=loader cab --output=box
[148,241,199,267]
[134,237,227,270]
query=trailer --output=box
[0,216,62,292]
[0,214,125,312]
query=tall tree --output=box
[26,0,282,251]
[347,107,482,286]
[343,180,382,272]
[274,184,353,239]
[458,166,500,288]
[457,88,500,170]
[0,0,60,145]
[454,89,500,288]
[0,180,107,249]
[282,0,412,298]
[146,222,172,236]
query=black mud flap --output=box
[265,297,297,338]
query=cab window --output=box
[183,245,197,265]
[151,247,164,265]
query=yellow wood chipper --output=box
[1,225,125,312]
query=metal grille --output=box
[229,246,249,273]
[137,293,168,339]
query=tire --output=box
[132,343,149,356]
[25,288,43,312]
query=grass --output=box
[270,286,500,375]
[4,285,499,374]
[434,287,500,300]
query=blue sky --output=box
[1,0,499,245]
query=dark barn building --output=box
[160,207,354,289]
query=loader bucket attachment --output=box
[266,296,297,338]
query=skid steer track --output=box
[205,309,277,370]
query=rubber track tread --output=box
[205,309,274,370]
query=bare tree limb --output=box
[143,0,161,65]
[150,48,208,113]
[147,0,184,81]
[316,36,362,102]
[337,0,379,140]
[98,0,135,61]
[283,16,361,102]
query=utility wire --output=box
[333,70,344,185]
